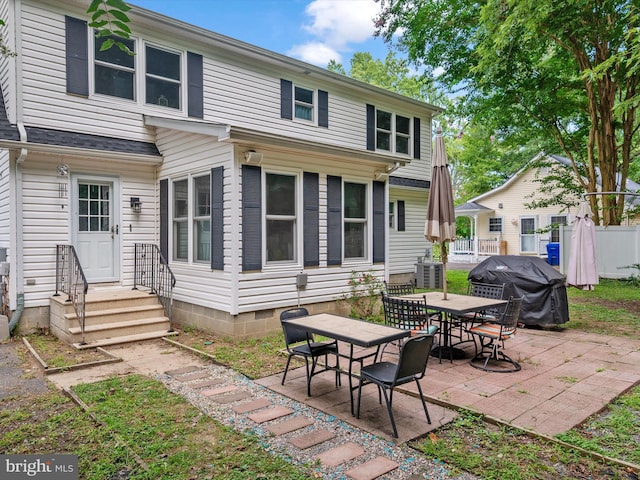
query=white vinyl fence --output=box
[559,224,640,279]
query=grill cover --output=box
[468,255,569,326]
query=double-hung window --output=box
[549,215,567,243]
[265,173,297,263]
[376,109,411,155]
[173,174,211,263]
[489,217,503,234]
[94,35,136,100]
[294,85,314,121]
[145,45,181,109]
[193,175,211,262]
[344,182,367,259]
[173,180,188,261]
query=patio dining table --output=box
[394,292,508,360]
[285,313,411,415]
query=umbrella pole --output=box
[442,241,448,300]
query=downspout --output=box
[9,0,26,335]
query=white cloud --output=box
[288,0,380,66]
[288,42,342,66]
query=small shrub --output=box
[340,270,383,321]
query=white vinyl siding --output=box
[17,154,156,308]
[19,3,436,155]
[388,188,430,276]
[0,151,10,249]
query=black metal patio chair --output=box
[280,307,341,396]
[468,296,524,372]
[356,334,435,438]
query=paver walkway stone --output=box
[289,428,336,449]
[265,416,314,435]
[232,398,272,413]
[316,442,365,467]
[248,405,293,423]
[345,456,399,480]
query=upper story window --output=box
[376,109,411,155]
[265,172,298,264]
[92,35,183,111]
[344,182,367,259]
[145,45,181,109]
[489,217,503,234]
[294,86,314,121]
[94,35,136,100]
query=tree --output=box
[87,0,132,53]
[376,0,640,225]
[328,51,444,105]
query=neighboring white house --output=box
[451,152,640,263]
[0,0,441,337]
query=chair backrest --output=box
[280,307,311,347]
[497,296,524,336]
[384,281,415,296]
[468,281,505,300]
[381,293,426,331]
[395,334,434,382]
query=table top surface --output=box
[395,292,508,315]
[286,313,410,348]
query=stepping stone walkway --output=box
[163,365,472,480]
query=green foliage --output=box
[376,0,640,225]
[86,0,133,54]
[340,270,384,321]
[328,50,445,106]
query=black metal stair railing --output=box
[55,244,88,345]
[133,243,176,331]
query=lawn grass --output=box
[0,374,311,479]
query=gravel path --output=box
[160,363,478,480]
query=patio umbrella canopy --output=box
[425,128,456,299]
[469,256,569,326]
[566,201,599,291]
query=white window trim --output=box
[488,216,504,234]
[388,201,396,230]
[519,215,538,254]
[192,173,211,264]
[375,108,412,157]
[143,41,185,112]
[292,84,316,124]
[170,173,212,264]
[342,180,370,265]
[261,168,303,270]
[89,34,188,115]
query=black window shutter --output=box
[327,175,342,266]
[242,165,262,271]
[318,90,328,128]
[159,179,169,261]
[187,52,204,119]
[303,172,319,266]
[366,104,375,151]
[65,16,88,96]
[413,117,421,159]
[373,181,385,263]
[280,79,293,120]
[211,167,224,270]
[397,200,406,232]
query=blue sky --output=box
[130,0,394,69]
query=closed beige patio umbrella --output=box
[566,201,598,291]
[425,128,456,299]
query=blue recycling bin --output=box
[546,243,560,266]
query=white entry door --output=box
[73,175,120,282]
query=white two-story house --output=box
[0,0,440,342]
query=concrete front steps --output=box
[50,288,176,349]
